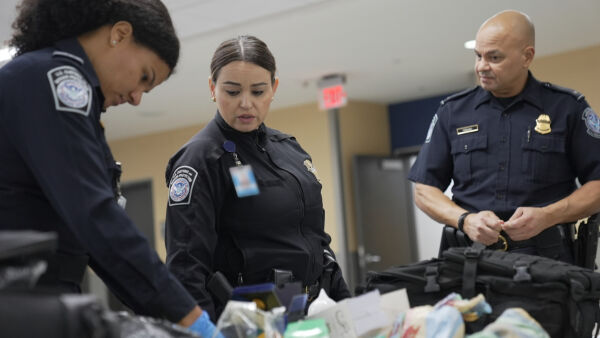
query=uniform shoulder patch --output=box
[168,165,198,206]
[47,65,92,116]
[440,86,478,106]
[582,107,600,139]
[542,82,585,101]
[425,114,438,143]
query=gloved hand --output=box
[188,310,222,338]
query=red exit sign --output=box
[319,84,347,110]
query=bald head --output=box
[479,10,535,49]
[473,10,536,97]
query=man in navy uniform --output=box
[408,10,600,262]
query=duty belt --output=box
[487,224,570,251]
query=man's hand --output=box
[503,207,552,241]
[463,211,503,245]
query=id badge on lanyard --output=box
[224,140,260,198]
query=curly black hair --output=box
[10,0,180,71]
[210,36,277,85]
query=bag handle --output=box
[462,242,485,298]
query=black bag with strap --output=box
[363,244,600,338]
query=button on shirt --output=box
[408,73,600,218]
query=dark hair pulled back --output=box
[210,35,276,85]
[10,0,180,70]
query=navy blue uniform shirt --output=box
[0,38,196,322]
[408,73,600,219]
[165,113,350,318]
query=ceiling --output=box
[1,0,600,140]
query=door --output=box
[353,155,417,283]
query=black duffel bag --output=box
[362,244,600,338]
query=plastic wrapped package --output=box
[466,308,550,338]
[115,311,201,338]
[284,319,330,338]
[216,300,286,338]
[387,292,493,338]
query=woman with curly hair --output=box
[0,0,216,335]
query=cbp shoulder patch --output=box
[47,66,92,116]
[582,107,600,139]
[168,166,198,206]
[425,114,438,143]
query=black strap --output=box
[424,265,440,293]
[462,243,484,298]
[512,261,532,282]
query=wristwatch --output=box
[457,212,471,233]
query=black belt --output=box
[487,224,570,251]
[38,252,89,286]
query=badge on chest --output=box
[224,140,260,198]
[456,124,479,135]
[535,114,552,135]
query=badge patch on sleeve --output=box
[582,107,600,139]
[168,166,198,206]
[47,66,92,116]
[425,114,438,143]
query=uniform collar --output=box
[214,111,267,144]
[54,38,100,89]
[54,38,106,113]
[474,71,544,111]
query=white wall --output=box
[409,155,453,261]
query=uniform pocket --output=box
[451,134,488,182]
[521,134,571,183]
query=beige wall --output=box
[108,100,390,260]
[531,44,600,110]
[338,101,391,251]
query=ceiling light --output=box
[0,47,16,62]
[464,40,476,49]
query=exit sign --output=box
[319,84,347,110]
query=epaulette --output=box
[440,86,478,106]
[52,51,84,65]
[542,82,585,101]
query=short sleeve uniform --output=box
[408,73,600,220]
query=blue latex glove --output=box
[188,310,221,338]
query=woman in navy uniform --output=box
[408,10,600,262]
[165,35,351,319]
[0,0,216,335]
